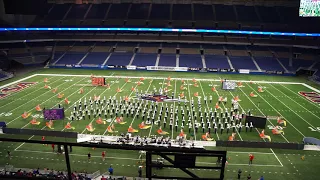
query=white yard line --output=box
[270,148,284,167]
[7,76,81,125]
[128,80,153,126]
[1,77,65,113]
[214,78,242,140]
[256,82,318,129]
[81,79,129,134]
[148,78,166,138]
[171,79,177,139]
[15,73,115,151]
[236,85,289,143]
[102,78,141,135]
[186,80,197,140]
[0,74,37,89]
[280,84,320,109]
[34,73,306,85]
[0,76,56,102]
[14,149,281,167]
[198,80,216,141]
[245,82,306,138]
[14,77,89,151]
[303,83,320,94]
[269,83,320,121]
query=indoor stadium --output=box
[0,0,320,180]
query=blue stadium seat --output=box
[46,4,72,20]
[215,4,236,22]
[205,55,230,69]
[106,53,132,66]
[254,57,284,71]
[86,4,110,19]
[172,4,192,20]
[256,6,280,23]
[107,4,130,19]
[194,4,214,20]
[81,52,109,65]
[132,53,157,66]
[128,4,150,19]
[66,4,89,19]
[158,54,176,66]
[235,5,259,22]
[56,52,86,64]
[149,4,170,20]
[229,56,257,70]
[179,54,202,68]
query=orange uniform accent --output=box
[64,98,70,104]
[79,88,84,94]
[128,125,138,133]
[46,120,54,129]
[211,87,216,91]
[215,103,220,109]
[30,118,40,125]
[131,86,135,91]
[96,117,104,124]
[194,92,199,97]
[35,104,42,111]
[21,112,31,119]
[140,77,144,81]
[52,88,57,93]
[137,81,141,86]
[57,93,64,99]
[237,82,242,86]
[167,76,171,81]
[250,92,255,97]
[180,92,185,98]
[192,78,197,83]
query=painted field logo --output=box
[298,91,320,103]
[0,82,37,99]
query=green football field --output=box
[0,69,320,179]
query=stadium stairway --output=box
[249,56,262,72]
[273,55,289,73]
[52,42,76,65]
[201,54,206,68]
[176,53,179,67]
[77,43,96,65]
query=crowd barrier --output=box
[49,65,296,76]
[3,128,77,138]
[216,140,304,150]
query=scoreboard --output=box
[299,0,320,17]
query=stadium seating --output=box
[132,53,157,66]
[179,54,203,68]
[254,57,284,71]
[106,53,133,66]
[55,52,86,65]
[158,54,176,67]
[229,56,257,70]
[205,55,230,69]
[81,52,109,65]
[235,5,260,22]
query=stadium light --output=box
[0,27,319,37]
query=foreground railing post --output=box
[64,145,72,180]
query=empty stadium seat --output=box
[205,55,230,69]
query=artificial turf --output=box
[0,68,320,179]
